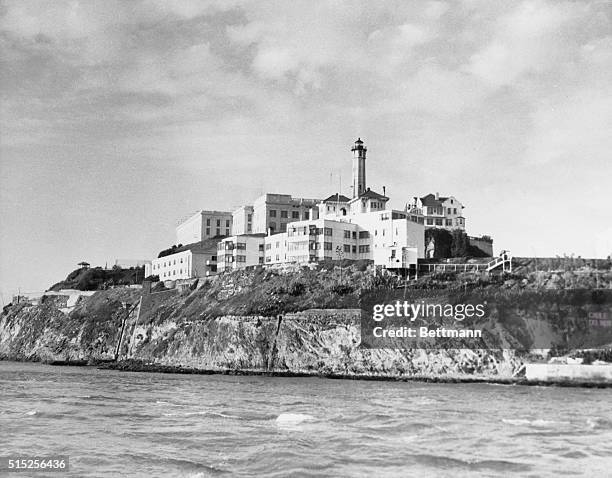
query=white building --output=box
[231,205,254,235]
[145,242,219,280]
[233,193,320,236]
[217,234,266,272]
[415,193,465,230]
[176,210,233,245]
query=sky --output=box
[1,0,611,299]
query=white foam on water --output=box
[502,418,569,427]
[275,412,315,425]
[24,410,37,416]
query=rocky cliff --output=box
[1,262,611,381]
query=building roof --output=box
[323,193,351,203]
[358,188,388,201]
[420,193,449,207]
[158,238,221,258]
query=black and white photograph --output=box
[1,1,611,476]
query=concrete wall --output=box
[469,236,494,257]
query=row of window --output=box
[206,228,230,236]
[269,210,302,219]
[206,218,231,227]
[426,218,464,226]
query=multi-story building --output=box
[415,193,465,230]
[175,210,233,245]
[231,205,254,235]
[283,219,366,264]
[234,193,321,235]
[145,241,219,280]
[217,234,266,271]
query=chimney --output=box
[435,192,439,200]
[413,196,418,206]
[383,186,386,196]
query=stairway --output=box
[487,252,512,272]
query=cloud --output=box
[467,0,588,87]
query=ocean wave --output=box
[502,418,570,427]
[163,410,242,419]
[275,412,316,425]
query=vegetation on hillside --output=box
[49,265,145,291]
[425,229,490,258]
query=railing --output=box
[419,263,487,273]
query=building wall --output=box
[264,233,289,264]
[345,210,425,260]
[421,196,465,230]
[232,205,254,236]
[176,210,233,244]
[149,249,218,280]
[251,193,320,235]
[469,236,494,256]
[283,219,368,263]
[217,235,265,271]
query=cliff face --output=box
[1,264,610,380]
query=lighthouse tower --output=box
[351,138,367,198]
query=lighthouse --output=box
[351,138,367,198]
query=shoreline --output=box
[3,358,610,389]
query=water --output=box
[1,362,611,477]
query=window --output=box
[453,208,457,214]
[447,208,451,214]
[276,254,279,261]
[259,257,264,264]
[266,243,272,250]
[206,219,210,226]
[352,231,357,239]
[280,223,287,232]
[216,219,221,227]
[180,258,183,263]
[324,228,332,236]
[211,255,217,261]
[216,228,221,235]
[270,210,277,217]
[435,219,443,226]
[324,242,333,250]
[359,245,370,253]
[226,219,230,227]
[446,219,452,226]
[281,210,288,218]
[247,214,252,221]
[427,219,434,225]
[344,230,351,239]
[292,211,300,219]
[259,244,264,251]
[236,242,247,250]
[206,228,210,235]
[304,211,309,219]
[352,246,357,253]
[343,244,351,253]
[236,255,246,262]
[359,231,369,239]
[391,250,396,258]
[226,229,230,236]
